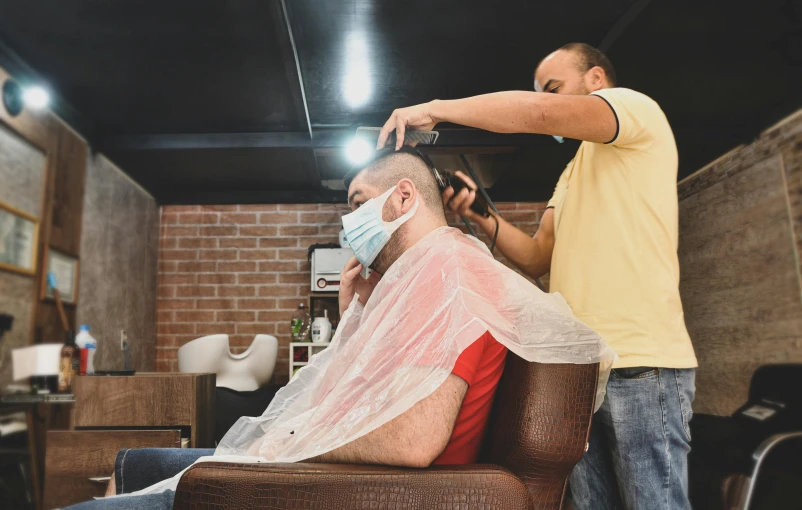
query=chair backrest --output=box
[480,353,599,509]
[749,364,802,408]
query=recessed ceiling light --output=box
[345,137,373,165]
[343,33,371,107]
[23,86,50,110]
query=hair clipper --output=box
[433,169,490,218]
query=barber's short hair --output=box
[344,148,445,217]
[540,42,618,87]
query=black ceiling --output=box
[0,0,800,204]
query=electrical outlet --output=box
[120,330,128,350]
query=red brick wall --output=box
[156,202,547,381]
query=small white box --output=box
[310,248,353,292]
[12,343,62,381]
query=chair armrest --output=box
[174,462,534,510]
[742,431,802,509]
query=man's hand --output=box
[376,103,438,150]
[444,171,556,280]
[441,171,487,224]
[339,257,381,316]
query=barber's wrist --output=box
[428,99,447,124]
[475,212,497,235]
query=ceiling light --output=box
[346,137,373,165]
[23,86,49,110]
[343,33,371,107]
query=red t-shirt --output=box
[434,331,507,465]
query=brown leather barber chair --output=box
[173,354,600,510]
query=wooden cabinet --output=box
[43,430,180,509]
[43,373,214,509]
[73,373,215,447]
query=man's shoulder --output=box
[592,87,663,115]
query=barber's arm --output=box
[308,373,467,468]
[377,91,616,149]
[443,171,555,280]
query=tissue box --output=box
[12,344,62,381]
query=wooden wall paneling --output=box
[33,124,87,344]
[48,123,87,256]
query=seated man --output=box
[68,149,611,509]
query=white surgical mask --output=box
[342,185,418,268]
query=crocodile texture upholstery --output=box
[480,355,599,508]
[173,355,599,510]
[174,463,534,509]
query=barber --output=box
[377,43,697,510]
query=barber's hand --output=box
[377,102,438,150]
[339,257,381,316]
[442,171,483,223]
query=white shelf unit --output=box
[289,342,329,380]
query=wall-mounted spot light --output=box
[343,33,371,107]
[345,137,373,165]
[23,86,50,110]
[2,79,24,117]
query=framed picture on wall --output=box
[41,248,80,304]
[0,200,39,276]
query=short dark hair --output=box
[540,43,618,87]
[344,148,445,219]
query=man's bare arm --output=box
[444,171,557,281]
[308,373,468,468]
[378,92,617,149]
[480,208,556,280]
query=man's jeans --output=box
[570,367,696,510]
[66,448,214,509]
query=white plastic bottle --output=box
[75,324,97,375]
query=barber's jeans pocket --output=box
[675,369,696,442]
[611,367,659,380]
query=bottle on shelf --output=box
[75,324,98,376]
[57,330,80,393]
[311,310,333,344]
[291,303,311,342]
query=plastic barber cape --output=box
[123,226,616,497]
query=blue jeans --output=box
[66,448,214,509]
[570,368,695,510]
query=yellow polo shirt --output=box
[547,87,697,369]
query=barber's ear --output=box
[588,66,605,89]
[396,179,416,214]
